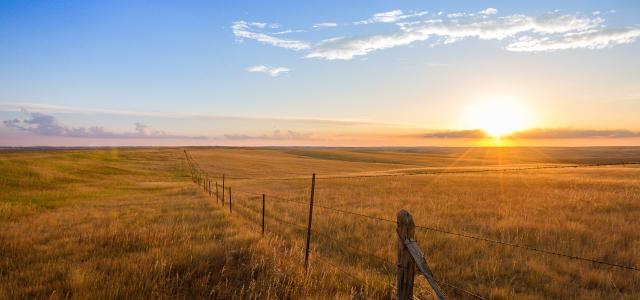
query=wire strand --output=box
[414,224,640,272]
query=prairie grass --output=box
[0,148,365,299]
[189,147,640,299]
[2,147,639,299]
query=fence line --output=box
[198,161,640,182]
[216,186,640,272]
[183,150,640,299]
[412,224,640,272]
[233,194,482,300]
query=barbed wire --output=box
[241,196,484,300]
[185,150,640,300]
[413,224,640,272]
[435,280,486,300]
[206,177,640,273]
[203,161,640,182]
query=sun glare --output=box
[466,97,531,138]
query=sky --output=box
[1,0,640,146]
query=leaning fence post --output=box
[304,173,316,270]
[262,194,266,236]
[397,209,416,300]
[228,187,232,213]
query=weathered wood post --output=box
[397,209,416,300]
[262,194,266,235]
[228,187,232,213]
[215,182,219,203]
[221,174,225,206]
[304,173,316,270]
[208,179,212,196]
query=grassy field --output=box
[2,147,640,299]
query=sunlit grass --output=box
[2,147,639,299]
[191,147,640,299]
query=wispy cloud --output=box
[424,129,487,138]
[506,27,640,52]
[0,102,426,128]
[508,128,640,139]
[246,65,291,77]
[233,8,640,61]
[3,110,204,139]
[422,128,640,139]
[224,129,312,140]
[479,8,498,16]
[309,11,605,60]
[354,10,428,25]
[271,29,307,35]
[313,22,338,28]
[232,21,310,50]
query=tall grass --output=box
[2,147,639,299]
[0,149,363,299]
[191,147,640,299]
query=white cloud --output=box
[307,31,431,60]
[246,65,291,77]
[308,12,604,60]
[232,21,310,50]
[479,8,498,15]
[354,9,427,25]
[506,27,640,52]
[271,29,307,35]
[233,9,640,61]
[313,22,338,28]
[447,12,466,18]
[371,10,403,23]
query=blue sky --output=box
[1,1,640,146]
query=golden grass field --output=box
[1,147,639,299]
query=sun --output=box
[466,97,531,138]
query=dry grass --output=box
[2,147,639,299]
[190,147,640,299]
[0,148,364,299]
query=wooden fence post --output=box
[215,182,219,203]
[228,187,232,213]
[208,179,212,196]
[262,194,265,236]
[397,209,416,300]
[222,174,225,206]
[304,173,316,270]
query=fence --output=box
[183,150,640,299]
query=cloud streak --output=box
[424,129,487,138]
[232,21,310,50]
[508,128,640,139]
[233,9,640,60]
[313,22,338,28]
[423,128,640,139]
[309,11,605,60]
[506,27,640,52]
[353,10,428,25]
[224,130,312,140]
[246,65,291,76]
[3,110,204,139]
[0,102,427,128]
